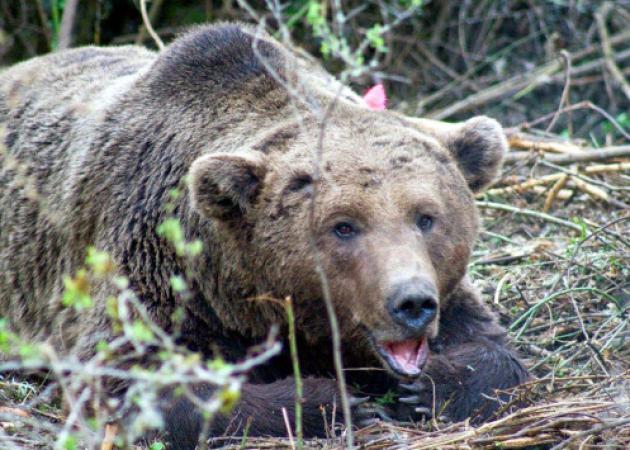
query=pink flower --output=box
[363,84,387,110]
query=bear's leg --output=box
[161,377,346,449]
[391,281,529,424]
[395,338,528,423]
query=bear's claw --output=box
[392,379,441,421]
[400,382,426,393]
[399,395,420,404]
[413,406,433,417]
[352,400,394,428]
[349,396,370,407]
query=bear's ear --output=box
[188,152,267,221]
[411,116,507,192]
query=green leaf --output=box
[85,247,115,275]
[61,434,78,450]
[306,1,325,29]
[62,270,93,310]
[186,240,203,256]
[131,320,154,343]
[170,275,187,293]
[366,24,386,52]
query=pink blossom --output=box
[363,84,387,110]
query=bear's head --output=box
[165,24,505,378]
[188,108,505,378]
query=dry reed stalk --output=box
[508,133,584,154]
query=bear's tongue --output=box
[383,337,429,376]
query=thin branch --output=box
[507,132,584,154]
[595,2,630,101]
[308,87,354,448]
[476,200,584,232]
[545,50,571,133]
[34,0,52,49]
[550,417,630,450]
[136,0,165,46]
[57,0,78,50]
[426,31,630,120]
[543,173,569,213]
[514,101,630,140]
[504,145,630,164]
[139,0,164,50]
[284,297,303,449]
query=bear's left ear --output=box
[444,116,507,192]
[410,116,507,192]
[188,151,267,222]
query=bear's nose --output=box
[387,280,438,334]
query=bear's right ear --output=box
[188,152,267,221]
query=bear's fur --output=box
[0,23,528,448]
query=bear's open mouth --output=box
[375,337,429,378]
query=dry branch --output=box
[424,27,630,120]
[504,145,630,164]
[425,30,630,119]
[100,423,118,450]
[476,201,584,232]
[543,174,569,212]
[427,60,562,120]
[595,2,630,102]
[136,0,165,47]
[57,0,79,50]
[139,0,164,50]
[486,174,564,196]
[534,185,572,201]
[507,133,584,154]
[489,161,630,196]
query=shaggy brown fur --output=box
[0,23,528,449]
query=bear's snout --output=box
[386,278,438,337]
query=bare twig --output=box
[426,28,630,120]
[284,297,303,449]
[427,58,562,119]
[505,145,630,164]
[100,423,118,450]
[281,408,295,450]
[571,176,619,207]
[57,0,78,50]
[550,417,630,450]
[508,132,584,154]
[33,0,52,49]
[543,173,569,212]
[488,161,630,197]
[595,2,630,102]
[514,101,630,141]
[139,0,164,50]
[476,200,584,232]
[308,89,354,448]
[136,0,165,46]
[546,50,572,133]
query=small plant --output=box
[375,389,397,406]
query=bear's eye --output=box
[333,222,357,239]
[287,173,313,192]
[416,214,434,233]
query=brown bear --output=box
[0,23,528,448]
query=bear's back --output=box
[0,46,155,107]
[0,46,156,340]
